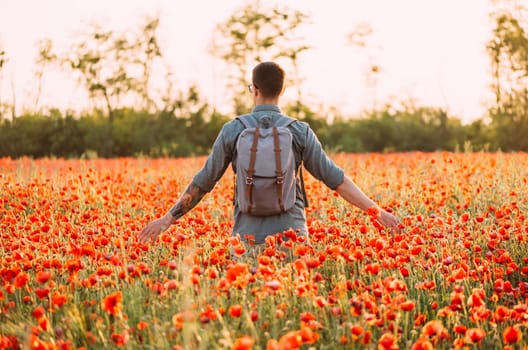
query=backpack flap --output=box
[235,116,297,216]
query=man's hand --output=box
[335,177,403,235]
[138,181,207,245]
[138,214,173,244]
[377,210,402,235]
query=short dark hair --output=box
[252,62,285,98]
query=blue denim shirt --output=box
[193,104,344,243]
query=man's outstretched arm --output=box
[138,182,207,244]
[336,176,402,234]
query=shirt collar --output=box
[252,104,281,114]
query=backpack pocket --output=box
[239,171,296,216]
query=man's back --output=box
[192,104,344,243]
[138,61,400,247]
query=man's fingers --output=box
[138,218,170,245]
[379,212,403,235]
[138,224,161,244]
[392,220,403,235]
[140,232,152,244]
[139,224,153,244]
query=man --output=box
[139,62,401,247]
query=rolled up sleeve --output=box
[192,123,236,192]
[302,127,344,190]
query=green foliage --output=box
[487,3,528,151]
[0,110,83,158]
[286,101,494,154]
[0,44,7,114]
[35,15,164,156]
[56,16,162,116]
[210,0,310,114]
[0,87,230,158]
[0,100,499,159]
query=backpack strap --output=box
[236,114,257,129]
[238,114,296,128]
[300,166,309,208]
[245,124,260,215]
[272,126,286,213]
[276,115,309,208]
[274,115,297,128]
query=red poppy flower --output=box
[229,304,242,318]
[35,270,51,284]
[503,326,522,344]
[102,291,122,316]
[464,328,485,343]
[378,332,399,350]
[232,335,254,350]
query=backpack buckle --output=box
[276,176,284,184]
[245,177,254,185]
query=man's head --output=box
[251,62,285,99]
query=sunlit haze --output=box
[0,0,494,123]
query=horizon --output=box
[0,0,496,123]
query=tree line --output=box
[0,1,526,158]
[0,100,491,158]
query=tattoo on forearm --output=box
[169,182,207,220]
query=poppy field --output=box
[1,152,528,349]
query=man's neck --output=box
[255,96,279,106]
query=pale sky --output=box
[0,0,495,123]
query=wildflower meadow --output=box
[1,152,527,349]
